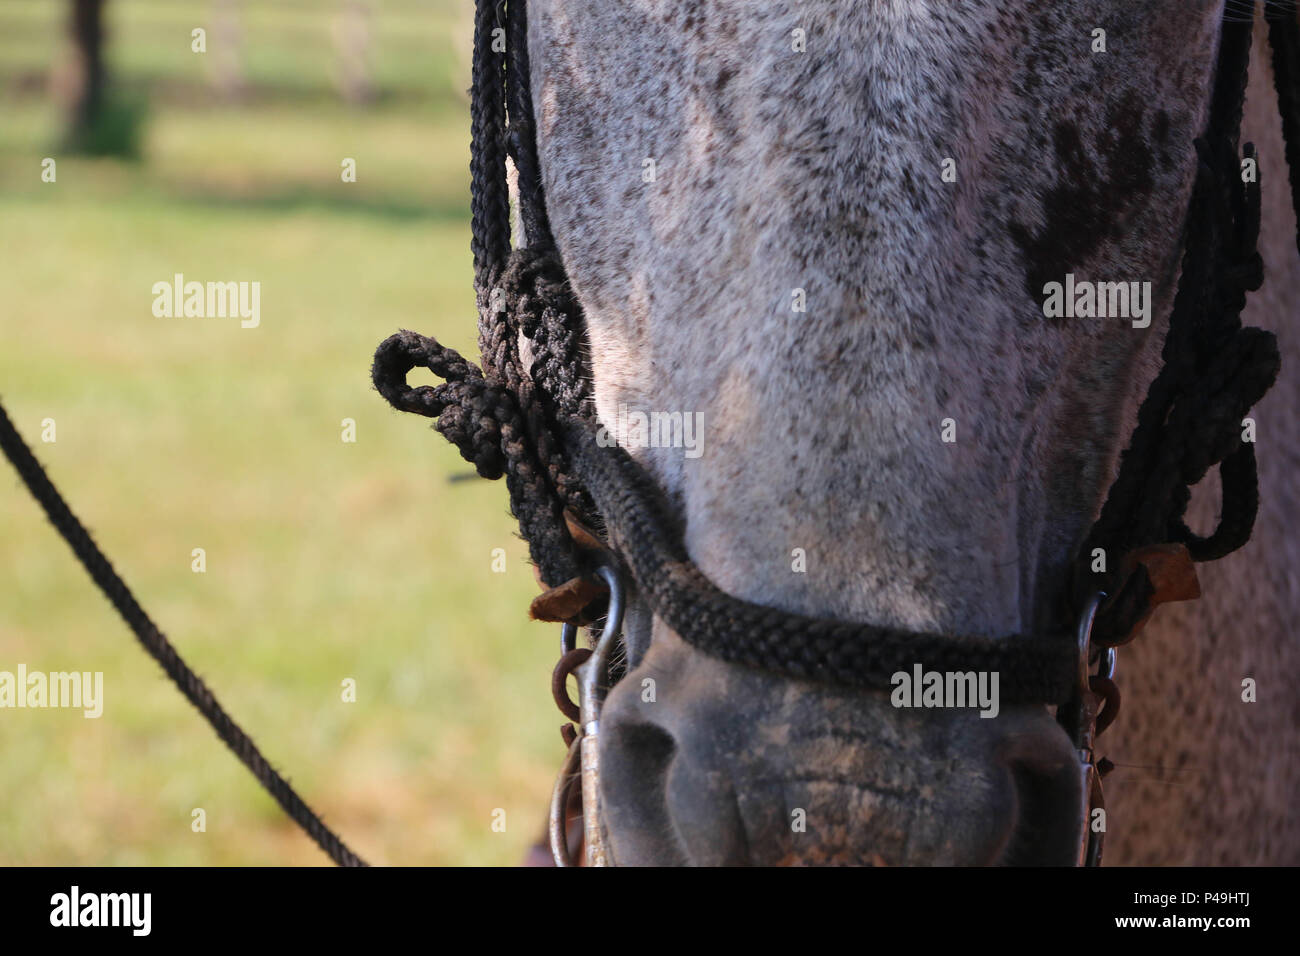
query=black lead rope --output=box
[0,405,366,868]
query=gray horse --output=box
[514,0,1299,865]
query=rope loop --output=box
[371,329,511,479]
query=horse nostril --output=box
[598,721,684,865]
[1000,750,1085,865]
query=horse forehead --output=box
[529,0,1218,348]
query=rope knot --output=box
[432,378,511,479]
[490,243,579,339]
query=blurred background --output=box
[0,0,559,865]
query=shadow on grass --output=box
[159,184,470,225]
[0,66,465,114]
[0,150,470,226]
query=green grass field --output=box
[0,0,561,865]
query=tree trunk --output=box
[67,0,107,142]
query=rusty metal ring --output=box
[1089,674,1122,737]
[548,735,583,867]
[551,647,592,723]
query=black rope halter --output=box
[0,0,1291,871]
[373,0,1293,706]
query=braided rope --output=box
[1269,3,1300,258]
[1078,11,1282,642]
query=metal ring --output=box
[1075,591,1106,695]
[1100,645,1117,682]
[1089,675,1122,738]
[551,648,592,723]
[579,564,627,727]
[575,564,626,868]
[548,735,582,867]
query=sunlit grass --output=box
[0,0,559,866]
